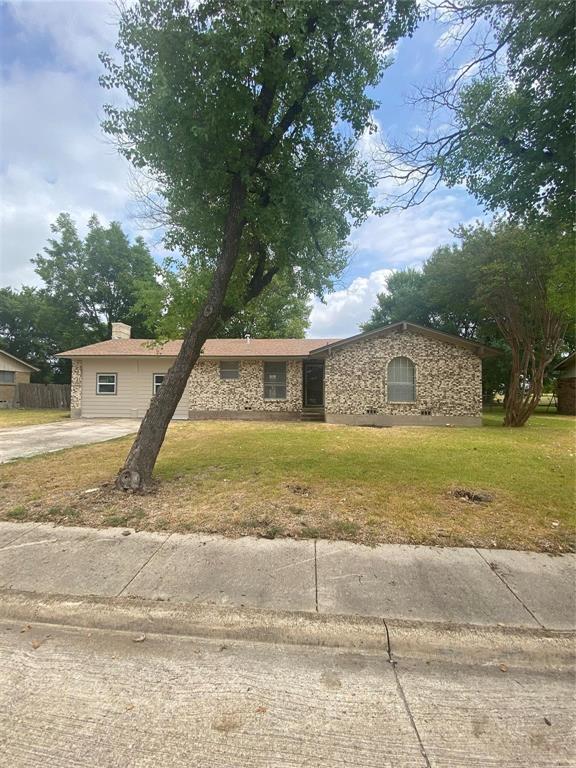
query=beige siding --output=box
[80,357,188,419]
[0,351,32,374]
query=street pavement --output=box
[0,610,573,768]
[0,521,574,767]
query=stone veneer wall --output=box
[324,330,482,418]
[70,359,82,416]
[188,359,303,414]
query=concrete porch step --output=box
[301,406,325,422]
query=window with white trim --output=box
[387,357,415,402]
[219,361,240,380]
[96,373,117,395]
[0,371,15,384]
[153,373,165,394]
[263,362,287,400]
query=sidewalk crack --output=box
[383,618,432,768]
[0,523,45,550]
[117,533,172,597]
[474,548,544,629]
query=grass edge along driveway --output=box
[0,409,69,429]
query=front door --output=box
[303,360,324,407]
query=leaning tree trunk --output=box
[116,177,247,491]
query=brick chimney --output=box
[111,322,131,340]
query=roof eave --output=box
[0,348,39,371]
[309,321,501,357]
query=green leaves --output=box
[381,0,574,229]
[100,0,419,326]
[33,212,163,339]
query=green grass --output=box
[0,409,69,428]
[0,410,574,551]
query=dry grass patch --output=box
[0,409,69,428]
[1,412,574,552]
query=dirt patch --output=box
[451,488,494,503]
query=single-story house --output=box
[58,321,498,426]
[0,349,38,408]
[554,352,576,415]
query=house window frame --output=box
[219,360,240,380]
[387,356,416,403]
[153,373,165,395]
[96,372,117,395]
[263,361,287,401]
[0,371,15,384]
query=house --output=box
[58,321,498,426]
[0,349,39,408]
[554,352,576,415]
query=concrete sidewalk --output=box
[1,521,574,630]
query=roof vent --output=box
[111,322,131,340]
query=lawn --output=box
[0,409,70,428]
[0,411,574,552]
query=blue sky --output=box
[0,1,485,337]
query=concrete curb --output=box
[1,589,574,668]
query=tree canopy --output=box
[34,213,162,339]
[0,214,162,381]
[101,0,419,326]
[380,0,575,228]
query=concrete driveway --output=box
[0,419,139,463]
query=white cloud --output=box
[308,118,482,338]
[0,1,138,288]
[309,269,392,339]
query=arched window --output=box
[387,357,416,402]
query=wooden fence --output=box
[17,383,71,410]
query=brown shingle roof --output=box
[58,338,340,359]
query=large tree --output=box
[100,0,418,490]
[34,213,161,339]
[380,0,575,228]
[460,222,574,426]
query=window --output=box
[387,357,415,402]
[153,373,165,394]
[0,371,15,384]
[264,362,287,400]
[219,361,240,380]
[96,373,117,395]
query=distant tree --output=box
[361,222,575,413]
[100,0,419,490]
[0,287,85,382]
[0,214,162,381]
[34,213,162,339]
[215,275,311,339]
[361,269,430,331]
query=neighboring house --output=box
[554,352,576,415]
[0,349,38,408]
[58,321,498,426]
